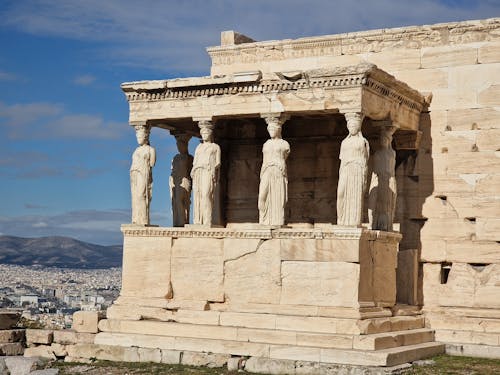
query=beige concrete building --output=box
[57,18,500,372]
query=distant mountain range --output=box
[0,235,122,269]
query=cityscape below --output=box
[0,235,122,330]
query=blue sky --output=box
[0,0,498,245]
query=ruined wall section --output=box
[208,18,500,357]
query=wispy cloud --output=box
[24,203,49,209]
[2,1,497,73]
[0,70,17,81]
[0,101,125,140]
[73,74,96,86]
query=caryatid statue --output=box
[368,126,397,231]
[337,112,370,226]
[258,114,290,226]
[130,124,156,225]
[191,120,221,226]
[170,133,193,227]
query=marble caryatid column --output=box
[130,124,156,225]
[170,132,193,227]
[258,114,290,226]
[191,120,221,226]
[337,112,370,226]
[368,126,397,231]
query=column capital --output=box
[343,112,364,125]
[260,112,290,128]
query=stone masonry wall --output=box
[208,18,500,356]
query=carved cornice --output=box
[207,18,500,64]
[122,64,425,115]
[120,225,402,242]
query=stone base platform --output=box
[89,225,444,371]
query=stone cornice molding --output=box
[206,18,500,64]
[121,64,425,118]
[120,225,402,242]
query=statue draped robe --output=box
[191,142,220,225]
[170,153,193,226]
[258,138,290,226]
[130,145,155,225]
[337,134,369,226]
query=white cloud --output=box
[3,0,498,73]
[0,101,125,140]
[73,74,96,86]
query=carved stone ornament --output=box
[170,133,193,227]
[191,121,221,226]
[258,115,290,226]
[130,124,156,225]
[337,113,370,226]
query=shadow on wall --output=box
[395,108,434,305]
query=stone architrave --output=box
[191,120,221,226]
[368,126,397,231]
[130,124,156,225]
[337,112,370,226]
[170,133,193,227]
[258,114,290,226]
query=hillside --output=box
[0,235,122,269]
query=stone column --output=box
[336,112,370,226]
[130,124,156,225]
[368,126,397,231]
[169,131,193,227]
[258,113,290,226]
[191,120,221,226]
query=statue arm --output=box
[150,147,156,167]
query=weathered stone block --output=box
[24,345,56,359]
[181,351,230,367]
[138,347,162,363]
[476,218,500,241]
[421,45,477,68]
[4,356,43,375]
[26,329,53,345]
[0,329,25,343]
[0,342,24,356]
[171,237,224,302]
[122,236,172,298]
[281,261,359,308]
[72,311,103,333]
[161,349,181,364]
[224,239,282,304]
[393,68,448,90]
[478,42,500,63]
[244,356,296,375]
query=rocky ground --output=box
[34,355,500,375]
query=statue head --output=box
[134,125,150,146]
[380,126,396,148]
[175,134,190,154]
[199,120,214,143]
[345,113,363,136]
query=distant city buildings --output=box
[0,264,121,329]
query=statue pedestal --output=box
[85,226,443,369]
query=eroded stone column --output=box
[130,124,156,225]
[337,112,370,227]
[170,131,193,227]
[191,120,221,226]
[368,126,397,231]
[258,113,290,226]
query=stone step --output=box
[90,333,444,367]
[353,328,435,350]
[103,309,425,335]
[0,342,24,356]
[98,317,426,348]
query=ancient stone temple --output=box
[83,18,500,372]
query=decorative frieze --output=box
[120,224,402,242]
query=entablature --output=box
[121,63,426,133]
